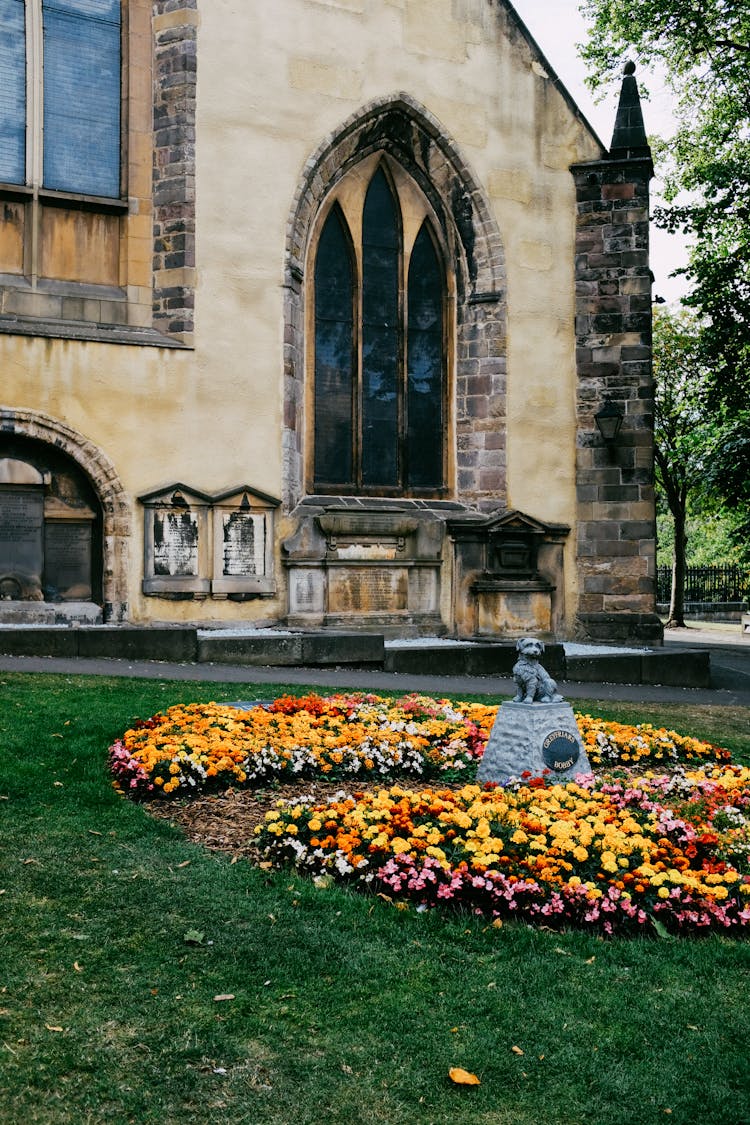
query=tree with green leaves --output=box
[651,309,717,627]
[580,1,750,412]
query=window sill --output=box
[0,182,129,214]
[0,314,190,349]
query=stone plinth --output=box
[477,701,591,783]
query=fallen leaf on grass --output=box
[213,994,235,1002]
[449,1067,481,1086]
[73,962,83,972]
[175,861,191,869]
[45,1025,64,1033]
[511,1045,524,1056]
[183,929,206,945]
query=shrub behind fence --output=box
[657,564,750,604]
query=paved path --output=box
[1,623,749,706]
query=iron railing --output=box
[657,564,750,604]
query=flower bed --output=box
[109,693,729,800]
[109,692,750,935]
[108,694,496,799]
[255,768,750,935]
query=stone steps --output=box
[0,626,711,686]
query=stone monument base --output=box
[477,701,591,783]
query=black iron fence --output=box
[657,564,750,604]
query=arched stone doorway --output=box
[0,409,130,622]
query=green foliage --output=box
[652,308,715,512]
[656,509,743,567]
[1,672,749,1121]
[580,0,750,412]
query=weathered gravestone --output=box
[477,636,591,783]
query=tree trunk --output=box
[666,502,687,628]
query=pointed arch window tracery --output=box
[311,158,449,496]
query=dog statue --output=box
[512,637,563,704]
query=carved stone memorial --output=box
[0,487,45,600]
[43,497,95,601]
[140,485,211,598]
[477,637,591,783]
[210,486,278,597]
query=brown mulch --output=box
[144,777,471,864]
[145,781,377,863]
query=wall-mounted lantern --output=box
[594,400,624,445]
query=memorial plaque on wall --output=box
[44,522,92,600]
[222,510,265,577]
[153,511,199,577]
[0,489,44,590]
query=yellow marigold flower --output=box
[511,829,528,845]
[658,887,670,899]
[308,819,322,832]
[573,846,589,862]
[391,837,409,853]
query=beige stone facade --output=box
[0,0,661,642]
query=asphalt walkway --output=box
[1,622,749,706]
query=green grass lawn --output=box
[1,673,749,1125]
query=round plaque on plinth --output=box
[541,729,580,773]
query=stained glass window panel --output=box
[407,223,444,489]
[314,207,355,487]
[0,0,26,184]
[42,0,121,197]
[362,169,399,488]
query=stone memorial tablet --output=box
[153,511,199,577]
[222,510,264,577]
[44,521,92,600]
[0,488,44,593]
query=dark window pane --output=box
[314,207,354,487]
[362,169,399,487]
[42,1,121,197]
[0,0,26,184]
[407,223,443,489]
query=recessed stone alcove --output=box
[447,509,570,638]
[282,501,450,633]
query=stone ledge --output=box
[0,316,189,348]
[385,643,565,677]
[565,649,710,688]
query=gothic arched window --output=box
[311,161,448,496]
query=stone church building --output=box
[0,0,661,644]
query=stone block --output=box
[301,632,384,665]
[641,650,710,688]
[0,627,78,657]
[564,653,642,684]
[197,633,303,666]
[77,627,198,661]
[478,701,591,783]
